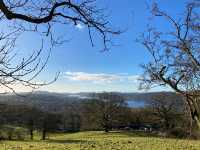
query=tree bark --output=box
[194,116,200,130]
[42,120,47,140]
[29,119,34,140]
[42,128,46,140]
[30,129,33,140]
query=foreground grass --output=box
[1,131,200,150]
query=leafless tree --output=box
[148,93,184,130]
[0,0,120,93]
[93,92,127,132]
[139,1,200,129]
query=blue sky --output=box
[12,0,188,93]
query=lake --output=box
[126,100,146,108]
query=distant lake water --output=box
[126,100,146,108]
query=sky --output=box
[10,0,188,93]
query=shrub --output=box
[167,127,189,138]
[167,127,200,139]
[0,125,28,140]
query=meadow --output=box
[1,131,200,150]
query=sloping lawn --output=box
[1,131,200,150]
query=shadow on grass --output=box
[109,130,194,140]
[4,139,94,145]
[47,139,94,144]
[102,130,160,138]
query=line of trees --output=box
[0,92,195,140]
[0,103,62,140]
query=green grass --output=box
[1,131,200,150]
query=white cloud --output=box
[75,24,84,29]
[0,83,34,93]
[127,75,143,83]
[64,71,121,83]
[63,71,141,84]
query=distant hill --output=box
[0,91,183,111]
[0,92,80,112]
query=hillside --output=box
[0,91,183,111]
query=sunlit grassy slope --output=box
[1,131,200,150]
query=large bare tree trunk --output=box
[194,116,200,130]
[186,96,200,130]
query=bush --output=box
[0,130,8,140]
[14,127,27,140]
[167,127,200,139]
[0,125,28,140]
[167,127,189,138]
[189,131,200,140]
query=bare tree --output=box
[92,92,127,132]
[148,93,184,130]
[139,1,200,129]
[0,0,120,93]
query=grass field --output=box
[0,131,200,150]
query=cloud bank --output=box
[64,71,141,84]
